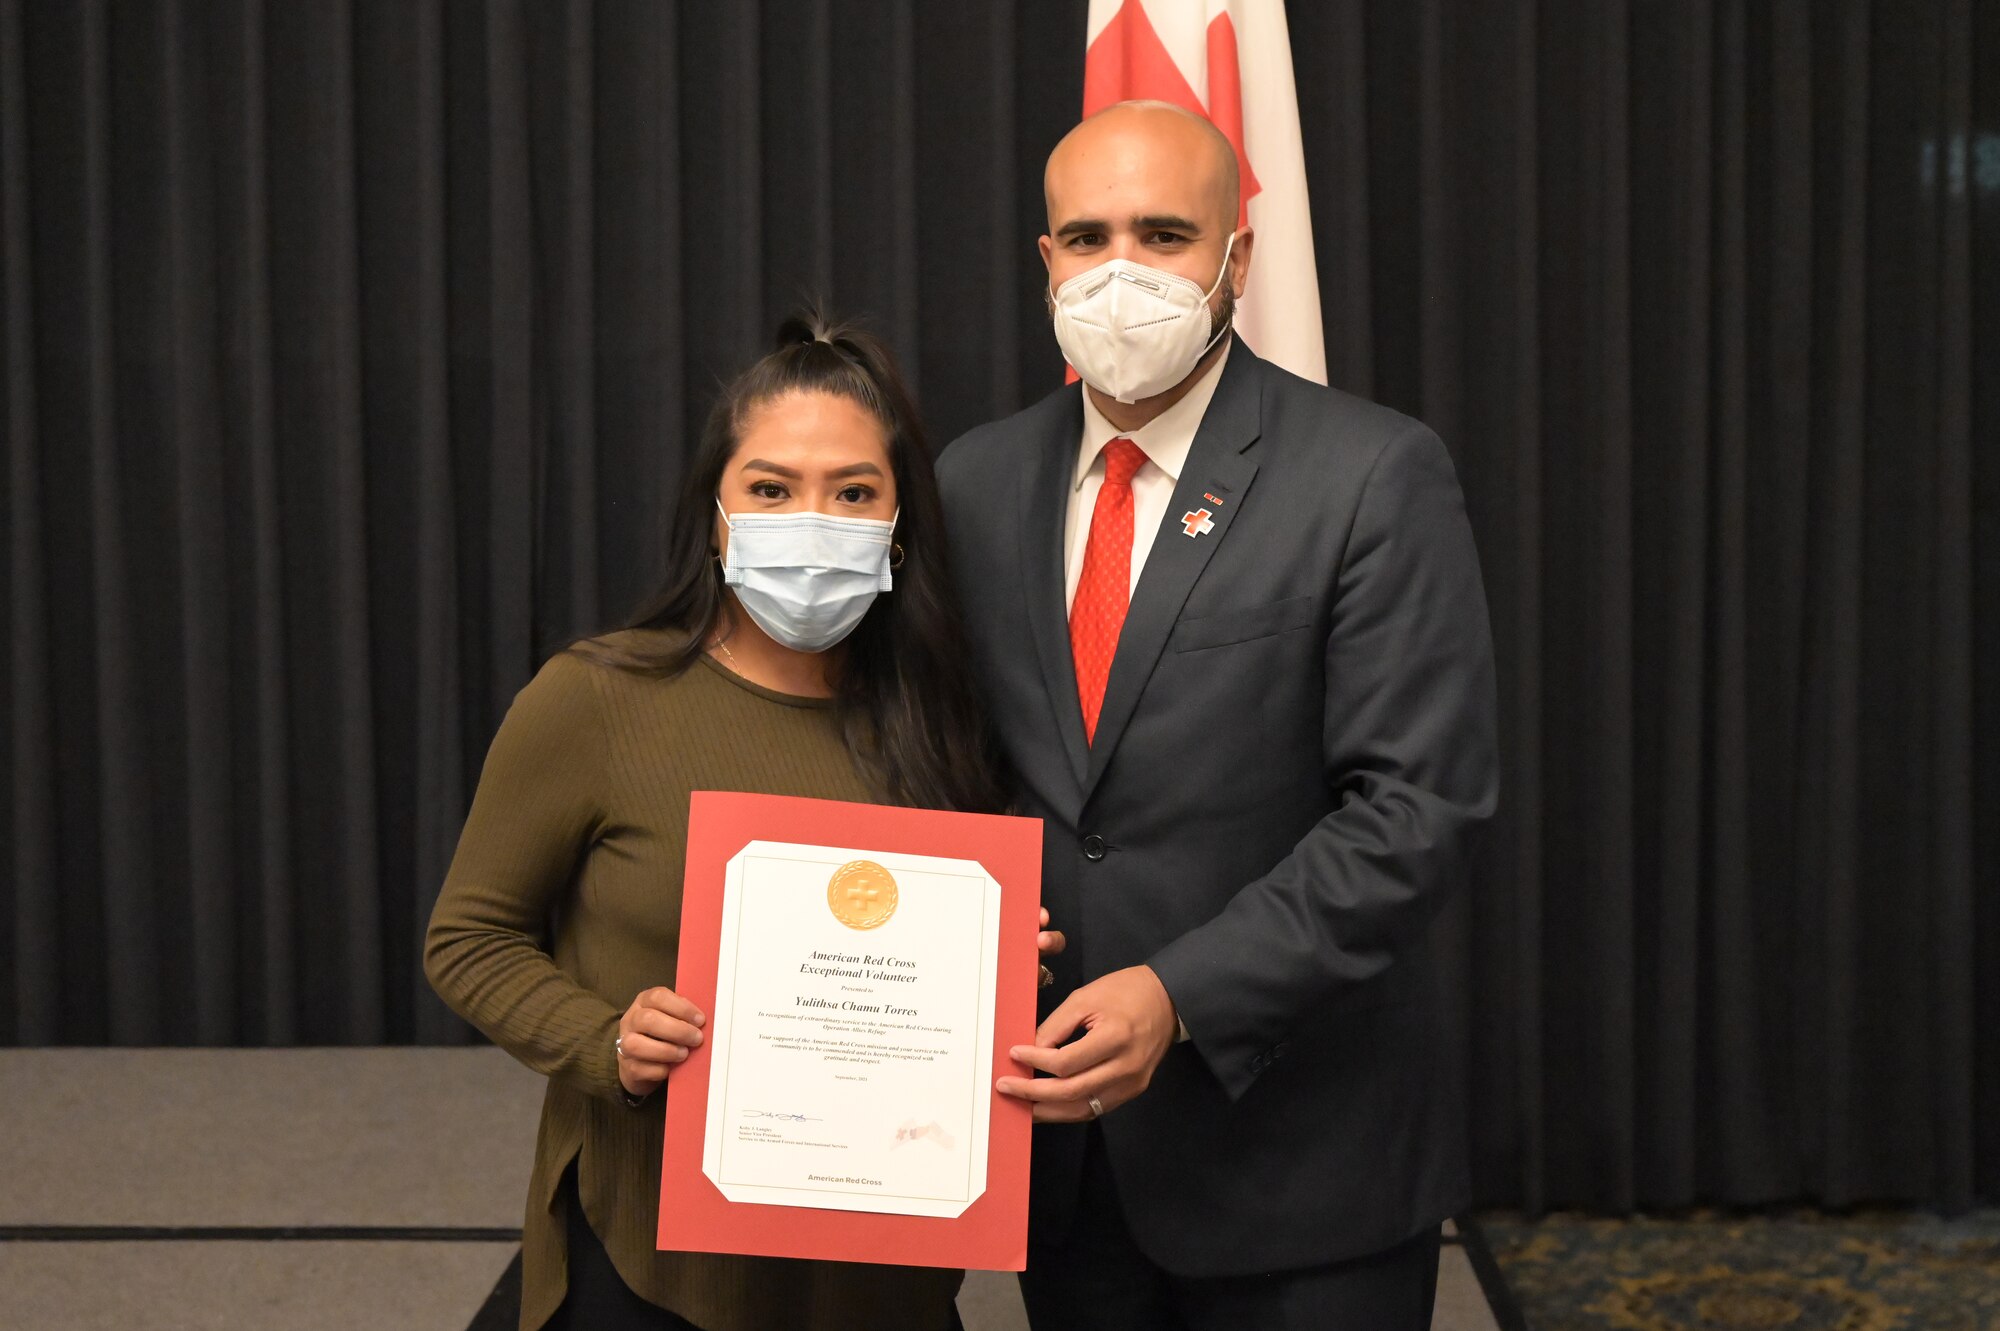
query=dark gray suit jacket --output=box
[936,342,1499,1276]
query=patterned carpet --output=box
[1479,1209,2000,1330]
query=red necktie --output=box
[1070,438,1147,744]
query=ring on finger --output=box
[615,1035,625,1060]
[1087,1095,1105,1119]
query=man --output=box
[936,102,1498,1329]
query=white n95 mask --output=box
[716,499,897,653]
[1050,231,1237,404]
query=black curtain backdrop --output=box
[3,1,1994,1214]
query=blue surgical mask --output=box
[716,498,897,653]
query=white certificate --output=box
[700,840,1002,1219]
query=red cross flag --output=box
[1082,0,1326,385]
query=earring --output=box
[889,543,905,570]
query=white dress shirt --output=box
[1063,341,1233,611]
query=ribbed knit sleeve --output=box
[424,650,625,1104]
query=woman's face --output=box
[714,390,898,559]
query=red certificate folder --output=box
[657,791,1044,1271]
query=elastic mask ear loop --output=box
[1196,230,1241,358]
[712,496,735,576]
[1202,230,1240,303]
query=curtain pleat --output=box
[1501,0,1548,1218]
[1535,0,1642,1210]
[268,0,382,1042]
[197,0,296,1046]
[1924,0,1975,1215]
[1291,0,1372,394]
[542,0,600,641]
[1800,0,1871,1204]
[587,0,680,625]
[762,0,834,330]
[1,0,57,1044]
[1631,0,1711,1208]
[471,1,535,726]
[980,2,1021,410]
[1977,0,2000,1214]
[154,0,235,1044]
[834,0,920,379]
[1703,0,1768,1204]
[678,3,763,380]
[2,0,1992,1212]
[74,0,161,1042]
[402,0,464,1046]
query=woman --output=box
[425,310,1055,1331]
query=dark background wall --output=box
[3,0,1995,1214]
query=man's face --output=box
[1039,110,1247,303]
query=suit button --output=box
[1082,835,1107,861]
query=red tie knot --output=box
[1101,438,1147,490]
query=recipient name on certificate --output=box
[701,840,1001,1219]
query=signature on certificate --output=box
[893,1119,956,1150]
[741,1109,824,1123]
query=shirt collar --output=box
[1074,338,1234,491]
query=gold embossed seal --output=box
[827,860,898,930]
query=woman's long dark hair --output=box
[575,307,1008,815]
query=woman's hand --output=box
[616,986,707,1099]
[1037,907,1067,987]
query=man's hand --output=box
[1036,907,1066,987]
[1036,906,1066,958]
[995,965,1177,1122]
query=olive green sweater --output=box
[424,632,963,1331]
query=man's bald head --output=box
[1044,100,1240,234]
[1037,98,1256,419]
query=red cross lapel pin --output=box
[1182,491,1225,539]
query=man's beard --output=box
[1204,285,1237,346]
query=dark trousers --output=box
[1019,1128,1441,1331]
[544,1163,968,1331]
[545,1165,704,1331]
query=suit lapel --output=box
[1018,393,1091,789]
[1082,348,1264,800]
